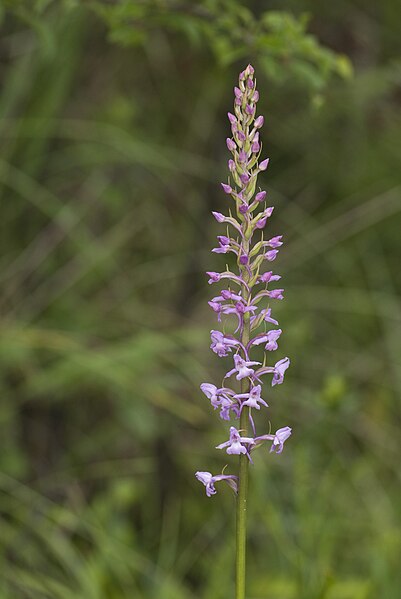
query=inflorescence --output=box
[196,64,292,497]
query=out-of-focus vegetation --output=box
[0,1,400,598]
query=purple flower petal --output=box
[221,182,232,194]
[265,250,279,261]
[259,158,270,171]
[195,471,239,497]
[255,191,266,203]
[272,357,290,386]
[212,211,225,223]
[270,427,292,454]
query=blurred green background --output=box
[0,1,400,598]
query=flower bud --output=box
[221,289,234,300]
[206,271,220,283]
[269,289,284,299]
[259,271,273,283]
[265,250,279,261]
[235,300,246,312]
[212,212,225,223]
[217,235,230,246]
[268,235,283,248]
[245,63,254,76]
[208,301,222,313]
[259,158,269,171]
[255,207,273,229]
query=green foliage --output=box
[92,0,352,91]
[3,0,352,93]
[0,0,400,598]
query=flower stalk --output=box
[236,248,251,599]
[195,65,292,599]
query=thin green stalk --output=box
[236,254,251,599]
[236,405,249,599]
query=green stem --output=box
[236,263,251,599]
[236,405,249,599]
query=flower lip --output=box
[235,384,268,410]
[225,354,261,381]
[216,427,256,460]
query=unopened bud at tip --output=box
[212,211,225,223]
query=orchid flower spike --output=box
[194,64,293,599]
